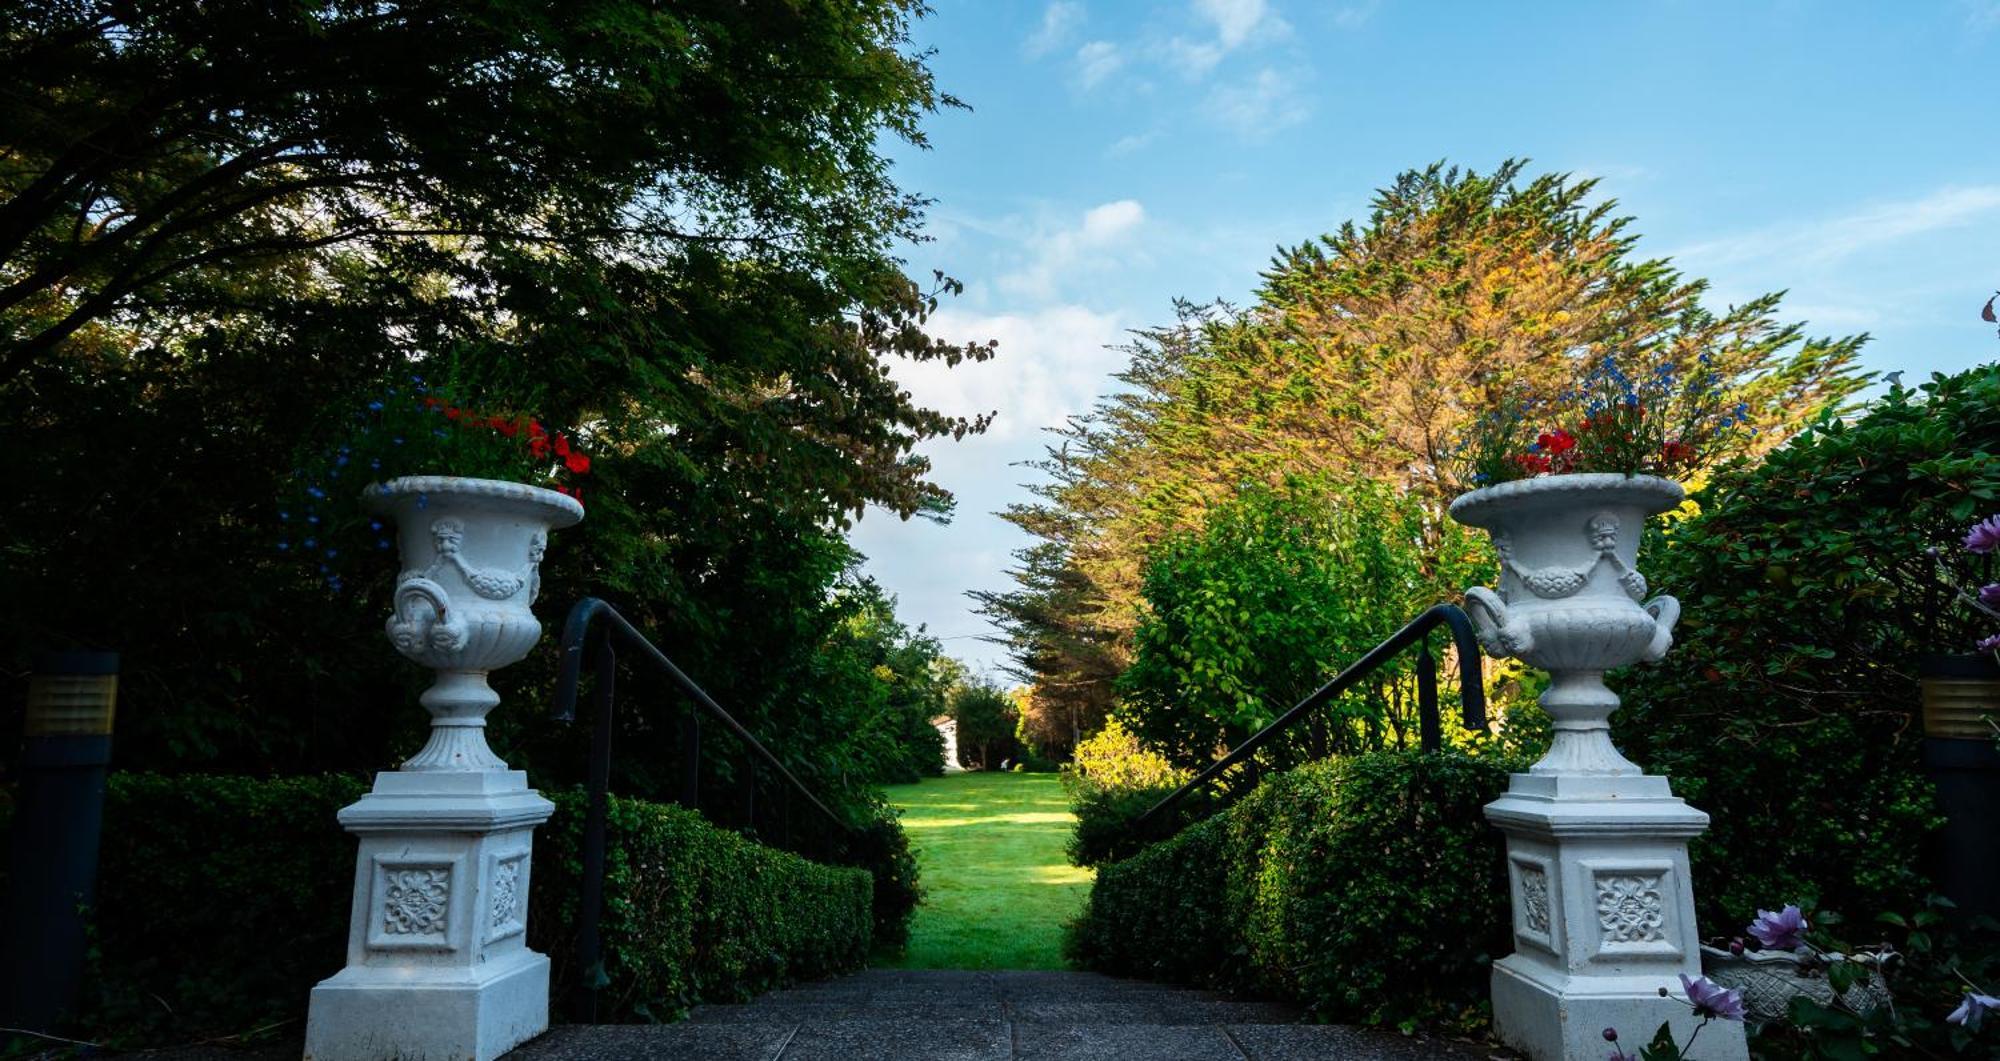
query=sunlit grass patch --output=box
[875,771,1091,970]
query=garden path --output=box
[875,771,1091,970]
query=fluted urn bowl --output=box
[364,476,584,771]
[1449,473,1684,776]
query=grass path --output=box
[876,771,1093,970]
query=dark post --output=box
[1,651,119,1033]
[572,638,615,1022]
[1417,639,1441,753]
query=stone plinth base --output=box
[305,949,549,1061]
[1486,773,1746,1061]
[1493,955,1747,1060]
[304,769,554,1060]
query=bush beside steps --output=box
[67,773,873,1047]
[1066,749,1519,1033]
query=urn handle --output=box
[386,576,468,657]
[1465,586,1533,660]
[1641,594,1680,662]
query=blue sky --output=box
[848,0,2000,676]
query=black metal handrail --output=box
[550,596,852,1021]
[1131,603,1487,833]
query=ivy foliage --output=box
[71,774,877,1045]
[1067,750,1519,1032]
[1615,365,2000,930]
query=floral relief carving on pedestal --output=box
[1594,873,1667,944]
[489,855,525,941]
[1520,864,1552,936]
[382,866,452,936]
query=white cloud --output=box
[1204,67,1310,139]
[1673,185,2000,270]
[1164,0,1289,77]
[1105,131,1159,158]
[1196,0,1278,48]
[1024,1,1084,58]
[897,304,1130,443]
[1074,40,1124,89]
[998,199,1149,300]
[1331,1,1378,29]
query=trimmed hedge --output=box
[72,773,874,1045]
[1067,750,1518,1031]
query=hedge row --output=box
[1066,750,1518,1031]
[75,773,874,1045]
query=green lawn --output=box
[876,771,1093,970]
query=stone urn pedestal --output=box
[305,477,583,1061]
[1451,474,1745,1061]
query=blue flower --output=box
[306,485,326,499]
[369,520,383,531]
[307,514,319,525]
[370,458,381,470]
[277,541,291,552]
[393,436,405,446]
[278,510,290,521]
[377,538,392,550]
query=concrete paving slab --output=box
[1013,1022,1247,1060]
[775,1017,1011,1061]
[509,1022,799,1061]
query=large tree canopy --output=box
[0,0,990,819]
[978,162,1869,737]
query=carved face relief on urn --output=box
[1449,474,1685,777]
[365,476,583,772]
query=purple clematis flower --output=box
[1980,634,2000,654]
[1681,974,1747,1021]
[1948,993,2000,1031]
[1967,516,2000,554]
[1747,904,1809,952]
[1982,584,2000,608]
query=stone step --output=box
[512,1021,1491,1060]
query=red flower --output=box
[1537,429,1577,455]
[564,451,590,474]
[527,421,547,439]
[444,406,463,420]
[496,420,519,438]
[1661,440,1697,467]
[554,434,571,458]
[529,435,549,459]
[1511,452,1553,474]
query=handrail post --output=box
[1417,637,1441,753]
[572,635,615,1023]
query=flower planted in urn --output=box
[1455,351,1750,493]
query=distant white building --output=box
[932,716,967,773]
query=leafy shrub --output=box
[1068,750,1518,1030]
[1066,781,1215,868]
[1118,477,1489,774]
[1613,367,2000,929]
[532,789,871,1019]
[74,773,874,1044]
[1063,718,1186,794]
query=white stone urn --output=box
[1451,473,1683,779]
[1451,473,1746,1061]
[306,476,583,1061]
[369,476,582,771]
